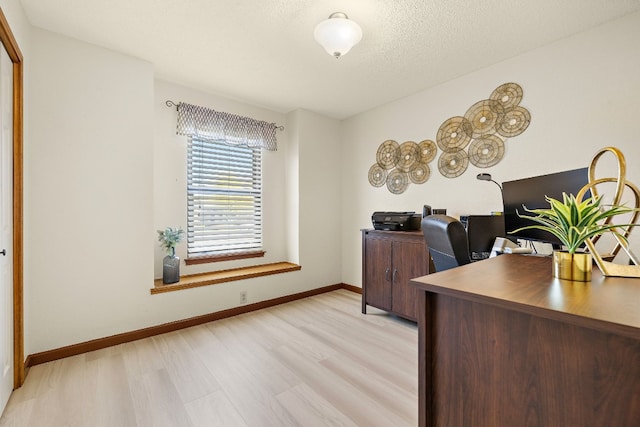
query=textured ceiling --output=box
[20,0,640,119]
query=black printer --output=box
[371,211,422,231]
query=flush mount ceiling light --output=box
[314,12,362,59]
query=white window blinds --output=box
[187,138,262,256]
[174,101,278,258]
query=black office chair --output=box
[421,215,472,272]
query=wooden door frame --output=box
[0,7,24,388]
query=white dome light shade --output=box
[314,12,363,59]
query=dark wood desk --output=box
[410,254,640,427]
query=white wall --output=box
[26,28,343,354]
[27,28,155,353]
[284,110,300,264]
[290,109,342,283]
[341,11,640,287]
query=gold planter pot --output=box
[553,251,592,281]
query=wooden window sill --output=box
[151,261,301,295]
[185,250,265,265]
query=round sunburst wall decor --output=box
[368,82,531,189]
[370,138,437,193]
[438,149,469,178]
[386,169,409,194]
[376,139,400,170]
[418,139,437,164]
[464,99,504,138]
[436,116,472,152]
[368,163,388,187]
[497,106,531,137]
[396,141,420,173]
[490,82,523,109]
[409,164,430,184]
[468,135,505,168]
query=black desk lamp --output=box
[476,173,502,192]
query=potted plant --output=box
[157,227,185,284]
[512,192,635,281]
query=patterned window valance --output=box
[176,102,278,151]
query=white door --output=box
[0,44,13,413]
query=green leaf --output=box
[157,227,185,254]
[511,192,638,254]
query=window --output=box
[187,138,262,258]
[174,101,278,262]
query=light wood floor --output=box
[0,290,418,426]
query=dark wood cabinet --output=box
[362,229,430,321]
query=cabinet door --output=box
[364,236,392,311]
[391,240,430,320]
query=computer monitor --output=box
[502,168,590,246]
[460,215,506,260]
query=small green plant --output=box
[157,227,185,255]
[512,193,635,254]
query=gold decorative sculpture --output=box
[579,147,640,277]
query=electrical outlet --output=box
[240,291,248,304]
